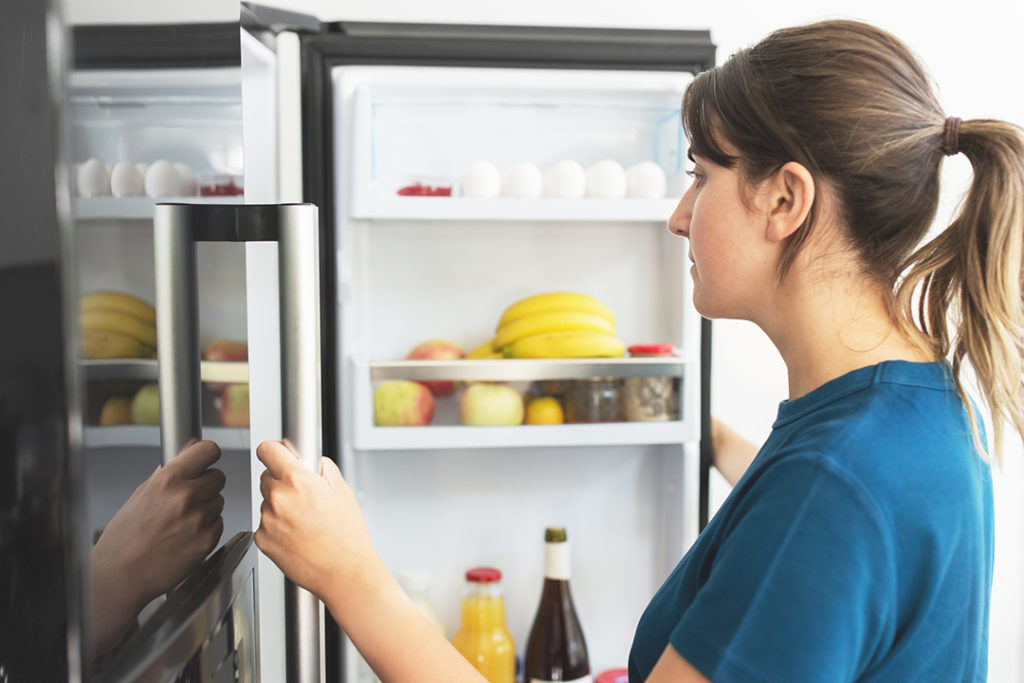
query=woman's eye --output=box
[686,170,706,188]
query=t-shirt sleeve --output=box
[671,455,897,682]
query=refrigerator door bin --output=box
[354,357,691,450]
[338,67,692,212]
[69,68,243,201]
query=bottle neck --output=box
[544,541,571,580]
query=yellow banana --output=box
[81,330,152,359]
[466,339,499,358]
[503,330,626,359]
[80,309,158,348]
[493,309,615,350]
[80,290,156,326]
[498,292,615,329]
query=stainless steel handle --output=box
[153,202,323,683]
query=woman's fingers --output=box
[257,440,303,479]
[191,467,227,502]
[167,439,222,479]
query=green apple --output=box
[131,383,160,425]
[374,380,435,426]
[459,383,524,426]
[220,383,250,427]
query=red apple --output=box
[374,380,434,426]
[405,339,464,397]
[204,339,248,392]
[203,339,248,361]
[459,383,524,426]
[220,383,250,427]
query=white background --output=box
[64,0,1024,680]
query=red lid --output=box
[465,567,502,583]
[627,343,675,356]
[595,669,629,683]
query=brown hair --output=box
[682,20,1024,457]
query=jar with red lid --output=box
[622,343,677,422]
[451,567,515,683]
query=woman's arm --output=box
[711,417,758,487]
[255,440,487,683]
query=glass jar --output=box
[452,567,516,683]
[564,378,621,423]
[622,344,676,422]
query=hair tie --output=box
[943,116,962,156]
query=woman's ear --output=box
[764,161,815,243]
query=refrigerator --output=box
[239,4,715,682]
[65,4,716,682]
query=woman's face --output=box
[667,152,778,322]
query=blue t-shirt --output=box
[629,361,993,682]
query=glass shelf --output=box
[350,196,678,222]
[80,359,248,384]
[369,356,684,382]
[73,196,243,221]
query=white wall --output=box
[64,0,1024,680]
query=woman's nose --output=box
[667,188,693,238]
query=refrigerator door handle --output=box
[153,201,323,683]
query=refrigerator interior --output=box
[332,65,700,676]
[69,66,253,577]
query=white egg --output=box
[145,159,183,198]
[174,163,197,196]
[585,160,627,199]
[460,160,501,198]
[542,160,586,199]
[626,161,668,199]
[110,161,144,197]
[77,158,111,197]
[136,162,149,177]
[501,162,543,199]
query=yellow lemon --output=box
[525,396,564,425]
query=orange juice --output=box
[452,567,516,683]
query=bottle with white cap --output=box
[524,527,591,683]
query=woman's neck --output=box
[760,268,934,400]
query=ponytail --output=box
[895,120,1024,460]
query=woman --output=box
[255,20,1024,682]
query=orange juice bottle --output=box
[452,567,516,683]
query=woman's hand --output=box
[710,418,759,486]
[90,440,225,658]
[254,440,381,610]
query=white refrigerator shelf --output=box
[83,425,250,450]
[73,196,244,221]
[350,196,679,222]
[369,356,685,382]
[80,359,249,384]
[354,420,692,451]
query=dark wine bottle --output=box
[524,527,591,683]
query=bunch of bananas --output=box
[483,292,626,359]
[79,290,157,359]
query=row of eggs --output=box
[461,159,667,200]
[74,158,198,199]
